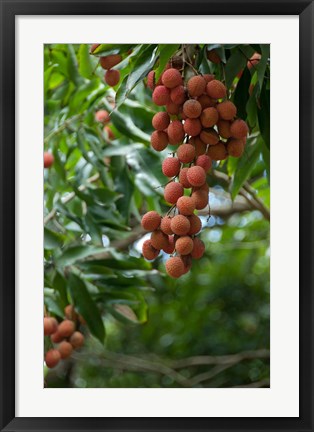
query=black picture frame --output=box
[0,1,313,431]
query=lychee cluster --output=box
[44,305,85,368]
[95,109,115,140]
[142,59,249,278]
[99,53,121,87]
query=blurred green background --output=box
[44,43,270,388]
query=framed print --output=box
[0,1,313,431]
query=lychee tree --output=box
[44,44,270,386]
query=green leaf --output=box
[233,67,251,120]
[257,44,270,90]
[126,45,158,95]
[115,74,129,109]
[67,44,81,86]
[53,271,69,307]
[225,45,255,89]
[44,227,65,250]
[68,273,105,344]
[78,44,94,79]
[92,44,134,56]
[231,135,262,199]
[56,245,107,267]
[257,82,270,150]
[155,44,180,80]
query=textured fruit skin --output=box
[180,254,193,274]
[44,152,54,168]
[160,217,173,235]
[217,120,232,139]
[64,305,77,321]
[142,239,159,260]
[198,94,216,109]
[164,182,184,204]
[95,109,110,123]
[165,256,185,278]
[207,142,228,161]
[152,112,170,130]
[196,155,212,172]
[50,331,63,343]
[166,102,181,115]
[162,157,181,177]
[58,341,73,359]
[227,138,245,157]
[170,215,191,236]
[105,69,120,86]
[175,236,194,255]
[206,80,227,99]
[247,52,261,69]
[45,349,61,368]
[179,167,192,188]
[230,119,249,138]
[177,196,196,215]
[187,75,206,97]
[192,189,209,210]
[147,70,155,90]
[191,238,205,259]
[150,130,168,151]
[162,68,183,89]
[207,49,221,64]
[152,85,171,106]
[167,120,185,144]
[217,101,237,120]
[163,236,175,254]
[188,214,202,235]
[183,100,202,119]
[183,118,202,137]
[187,166,206,187]
[190,136,207,157]
[141,211,162,231]
[200,107,219,128]
[170,85,186,105]
[177,144,196,163]
[70,331,85,349]
[90,43,100,53]
[58,320,75,338]
[200,129,219,145]
[44,317,58,336]
[100,54,122,70]
[203,73,216,83]
[150,230,169,250]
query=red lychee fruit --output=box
[58,341,73,359]
[176,196,196,215]
[44,317,58,336]
[170,85,186,105]
[165,256,185,278]
[200,107,219,128]
[203,73,216,83]
[152,112,170,130]
[152,85,171,106]
[180,254,193,274]
[189,136,207,157]
[216,101,237,120]
[179,167,192,188]
[207,49,221,64]
[162,157,181,177]
[95,109,110,123]
[141,211,162,231]
[187,75,207,97]
[191,190,209,210]
[50,331,63,344]
[166,101,181,115]
[147,70,155,90]
[70,331,85,349]
[175,236,194,255]
[206,80,227,99]
[100,54,122,70]
[247,52,261,69]
[150,230,169,250]
[64,305,77,321]
[183,118,202,136]
[164,182,184,204]
[45,349,61,368]
[177,143,196,163]
[150,130,168,151]
[162,68,183,89]
[230,119,249,138]
[217,120,232,139]
[163,235,175,254]
[226,138,245,157]
[188,214,202,235]
[183,99,202,119]
[44,152,54,168]
[170,215,191,236]
[160,216,173,235]
[200,129,219,145]
[57,320,75,338]
[191,237,205,259]
[186,166,206,187]
[207,142,228,160]
[90,44,100,53]
[196,154,212,172]
[167,120,185,144]
[142,239,160,260]
[198,94,216,109]
[105,69,120,86]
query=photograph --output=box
[43,43,270,389]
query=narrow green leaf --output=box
[233,67,251,120]
[68,273,105,344]
[78,44,94,79]
[257,82,270,149]
[126,45,158,94]
[56,245,107,267]
[115,74,129,109]
[155,44,180,80]
[257,44,270,90]
[225,45,255,89]
[44,227,65,250]
[67,44,81,86]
